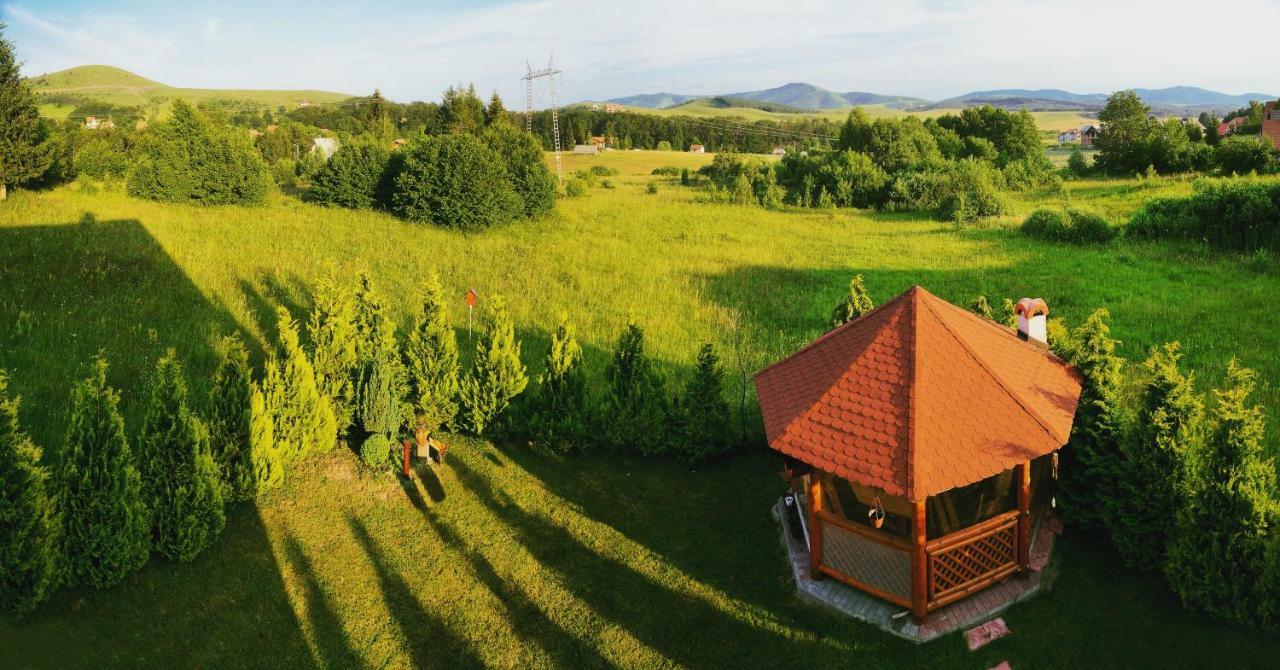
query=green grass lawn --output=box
[1,149,1279,667]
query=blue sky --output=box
[5,0,1278,105]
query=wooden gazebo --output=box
[755,286,1083,623]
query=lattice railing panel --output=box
[928,522,1017,600]
[822,521,912,601]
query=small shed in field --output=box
[573,144,598,155]
[688,144,706,154]
[756,286,1082,623]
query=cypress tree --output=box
[270,308,338,462]
[57,359,149,588]
[529,314,590,453]
[137,351,225,562]
[459,294,528,435]
[0,372,59,613]
[1112,343,1204,569]
[307,271,359,436]
[403,272,460,439]
[830,274,874,328]
[252,366,284,492]
[672,343,732,463]
[1165,360,1279,623]
[604,323,669,454]
[207,334,256,500]
[969,295,995,320]
[1057,309,1127,530]
[0,23,53,200]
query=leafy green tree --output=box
[307,271,359,435]
[671,343,732,462]
[137,351,225,562]
[362,89,394,141]
[1111,343,1203,569]
[1094,91,1156,175]
[267,308,337,463]
[1057,309,1128,529]
[0,23,53,199]
[459,294,528,435]
[1165,360,1280,623]
[837,107,873,152]
[831,274,874,327]
[529,314,591,453]
[403,272,460,439]
[441,84,486,134]
[0,372,59,614]
[310,141,395,209]
[817,151,888,209]
[128,99,272,205]
[482,123,557,217]
[57,359,149,588]
[1067,149,1089,177]
[604,323,669,454]
[207,334,257,500]
[391,134,523,230]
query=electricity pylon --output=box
[523,55,563,183]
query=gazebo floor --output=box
[773,498,1060,644]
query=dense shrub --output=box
[1165,360,1280,623]
[128,100,272,205]
[883,159,1009,224]
[137,351,225,562]
[1067,149,1090,178]
[403,271,460,439]
[587,165,619,177]
[1022,207,1116,244]
[359,433,392,469]
[528,314,591,453]
[57,359,150,588]
[310,141,394,209]
[1216,136,1276,175]
[483,123,557,217]
[604,323,669,454]
[0,372,59,614]
[1126,179,1280,252]
[459,294,527,435]
[651,165,680,176]
[670,343,732,462]
[72,135,129,180]
[207,334,257,500]
[563,178,589,197]
[816,151,888,208]
[391,134,522,230]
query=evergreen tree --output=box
[269,308,337,462]
[441,83,486,134]
[969,295,994,320]
[485,92,509,127]
[1057,309,1128,529]
[0,372,59,613]
[830,274,875,327]
[57,359,149,588]
[307,271,359,435]
[1112,343,1203,569]
[207,334,256,500]
[604,323,669,454]
[672,343,732,462]
[363,89,394,140]
[459,294,528,435]
[529,314,591,453]
[1165,360,1280,622]
[251,366,283,492]
[137,351,225,562]
[403,272,460,438]
[0,23,53,200]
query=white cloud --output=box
[5,0,1277,104]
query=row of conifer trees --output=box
[1,270,736,614]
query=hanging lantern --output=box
[868,496,886,529]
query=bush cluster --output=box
[1126,179,1280,252]
[1022,207,1116,244]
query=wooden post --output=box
[402,439,412,477]
[911,498,928,624]
[1017,460,1032,571]
[807,475,824,578]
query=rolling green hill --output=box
[30,64,354,120]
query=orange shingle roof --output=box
[1263,102,1280,151]
[754,286,1083,502]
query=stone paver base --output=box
[773,498,1058,644]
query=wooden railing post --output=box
[807,476,825,578]
[1017,460,1031,571]
[911,498,927,623]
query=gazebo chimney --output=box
[1015,298,1049,347]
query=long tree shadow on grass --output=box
[0,217,253,448]
[279,531,364,668]
[446,456,916,667]
[397,469,614,668]
[345,515,487,669]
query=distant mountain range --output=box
[607,82,1276,114]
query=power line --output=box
[522,55,563,183]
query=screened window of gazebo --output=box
[815,472,913,540]
[926,469,1016,539]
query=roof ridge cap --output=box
[906,288,920,501]
[919,296,1063,445]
